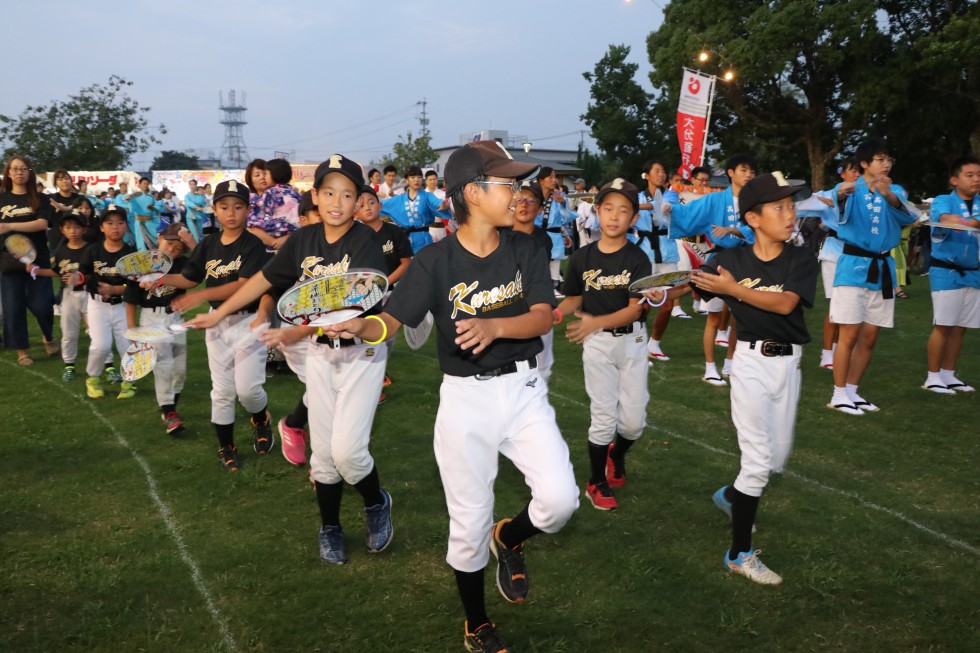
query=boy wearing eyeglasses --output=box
[326,141,579,653]
[827,138,917,415]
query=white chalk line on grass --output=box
[546,388,980,559]
[7,362,240,652]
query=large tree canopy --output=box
[150,150,200,172]
[584,1,978,196]
[0,75,165,171]
[380,132,436,173]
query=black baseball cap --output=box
[314,154,365,191]
[595,178,640,213]
[359,184,379,202]
[520,180,544,204]
[59,208,88,228]
[444,141,540,196]
[298,190,316,215]
[100,203,127,221]
[159,223,184,241]
[739,172,811,220]
[212,179,249,204]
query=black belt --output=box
[147,305,174,314]
[406,225,430,234]
[930,258,979,276]
[826,229,838,239]
[748,340,795,357]
[90,293,122,305]
[546,227,563,234]
[842,244,894,299]
[473,357,537,381]
[316,335,360,348]
[603,322,639,336]
[637,228,670,263]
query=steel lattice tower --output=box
[219,90,249,169]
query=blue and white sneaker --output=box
[364,488,393,553]
[712,486,733,519]
[724,549,783,585]
[318,525,348,565]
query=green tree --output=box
[150,150,200,172]
[646,0,888,190]
[380,131,436,173]
[0,75,165,171]
[581,44,670,182]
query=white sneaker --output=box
[724,549,783,585]
[715,334,729,347]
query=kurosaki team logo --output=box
[448,271,524,319]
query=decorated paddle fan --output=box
[4,234,36,264]
[403,311,434,350]
[121,341,157,381]
[628,270,696,293]
[115,250,173,283]
[124,323,189,343]
[277,269,388,327]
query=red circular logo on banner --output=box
[688,78,700,94]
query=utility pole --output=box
[417,98,429,137]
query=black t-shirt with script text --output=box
[182,230,268,311]
[562,240,651,317]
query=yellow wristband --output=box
[316,327,324,338]
[363,314,387,345]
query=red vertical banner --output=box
[676,68,715,179]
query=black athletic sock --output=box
[729,488,760,559]
[588,442,609,485]
[161,403,175,415]
[284,395,308,429]
[250,407,269,424]
[724,485,737,504]
[610,433,636,460]
[315,480,344,527]
[353,465,384,507]
[498,503,542,549]
[174,392,181,406]
[455,568,489,631]
[214,422,235,448]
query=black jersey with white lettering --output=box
[370,221,413,281]
[694,244,818,344]
[52,241,89,290]
[263,221,386,288]
[0,191,53,273]
[182,230,268,311]
[79,241,136,298]
[124,256,187,309]
[385,230,555,377]
[562,240,651,317]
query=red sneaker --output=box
[585,482,618,511]
[278,417,309,466]
[163,411,184,435]
[605,445,626,488]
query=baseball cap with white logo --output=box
[739,172,811,220]
[445,141,540,197]
[212,179,249,204]
[595,178,640,213]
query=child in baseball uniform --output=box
[188,157,394,564]
[557,179,652,512]
[325,141,579,653]
[513,181,558,382]
[923,155,980,394]
[124,224,190,435]
[79,205,137,400]
[29,209,90,382]
[686,172,818,585]
[828,138,917,414]
[154,180,273,471]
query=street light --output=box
[522,141,532,154]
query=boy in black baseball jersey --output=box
[31,209,90,381]
[125,224,190,435]
[357,184,412,400]
[79,205,137,399]
[188,156,395,564]
[687,172,818,585]
[154,180,272,471]
[326,142,579,653]
[557,179,652,512]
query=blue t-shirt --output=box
[668,187,754,254]
[928,191,980,291]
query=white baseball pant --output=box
[280,331,311,413]
[730,341,803,497]
[583,327,650,446]
[85,298,129,378]
[140,307,187,407]
[536,329,554,383]
[60,289,87,364]
[205,312,268,424]
[307,340,387,486]
[435,361,579,572]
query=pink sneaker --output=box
[278,417,309,466]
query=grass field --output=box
[2,279,978,653]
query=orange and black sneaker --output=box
[252,411,274,455]
[383,373,392,387]
[377,392,389,406]
[218,445,240,472]
[489,519,528,603]
[464,621,512,653]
